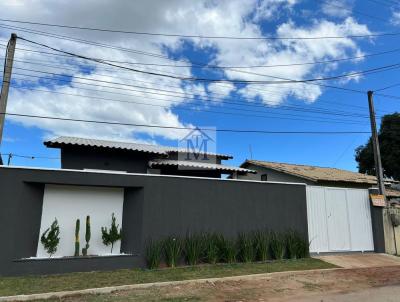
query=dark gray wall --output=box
[61,146,157,173]
[0,167,308,276]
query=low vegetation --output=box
[146,229,309,269]
[0,259,335,297]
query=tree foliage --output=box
[355,113,400,180]
[101,213,122,253]
[40,218,60,257]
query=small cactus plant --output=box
[74,219,80,257]
[82,216,91,256]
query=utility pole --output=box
[0,33,17,165]
[7,153,12,166]
[367,90,386,198]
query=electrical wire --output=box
[1,112,372,134]
[1,18,400,40]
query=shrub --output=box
[270,232,285,260]
[285,230,298,259]
[184,233,204,265]
[237,232,255,263]
[164,236,182,268]
[203,233,219,264]
[217,236,236,263]
[253,230,270,262]
[145,239,163,269]
[101,213,122,254]
[294,233,310,259]
[40,218,60,257]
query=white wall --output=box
[307,186,374,253]
[37,185,124,257]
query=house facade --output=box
[45,136,254,178]
[238,159,400,201]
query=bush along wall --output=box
[145,229,309,269]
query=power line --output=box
[11,85,370,125]
[0,152,59,160]
[0,24,390,97]
[1,18,400,40]
[2,112,372,134]
[7,40,400,70]
[18,37,395,89]
[11,60,375,115]
[12,73,374,122]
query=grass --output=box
[0,258,336,297]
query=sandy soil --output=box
[51,265,400,301]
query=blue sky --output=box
[0,0,399,171]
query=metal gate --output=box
[306,186,374,253]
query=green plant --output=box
[40,218,60,257]
[203,233,219,264]
[237,232,255,263]
[163,236,182,267]
[285,230,298,259]
[101,213,122,253]
[74,219,80,257]
[82,216,91,256]
[145,239,163,269]
[253,230,270,262]
[184,233,204,265]
[294,233,310,259]
[217,236,236,263]
[270,232,285,260]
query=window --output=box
[261,174,268,181]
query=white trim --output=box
[0,165,307,186]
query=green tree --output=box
[101,213,122,253]
[355,113,400,180]
[40,218,60,257]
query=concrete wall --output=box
[0,166,308,276]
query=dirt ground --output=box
[45,265,400,302]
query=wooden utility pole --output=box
[0,33,17,165]
[367,90,386,198]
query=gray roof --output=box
[45,136,233,159]
[149,159,255,174]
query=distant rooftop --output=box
[45,136,233,159]
[243,159,380,184]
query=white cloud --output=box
[321,0,354,18]
[0,0,371,142]
[391,10,400,26]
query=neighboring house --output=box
[238,159,400,201]
[44,136,254,178]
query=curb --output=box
[0,268,341,302]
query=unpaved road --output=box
[42,266,400,301]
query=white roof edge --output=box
[0,165,307,186]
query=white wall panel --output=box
[346,189,374,251]
[306,187,329,253]
[37,185,124,257]
[307,186,374,253]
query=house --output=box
[238,159,400,201]
[44,136,254,178]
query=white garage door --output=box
[306,186,374,253]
